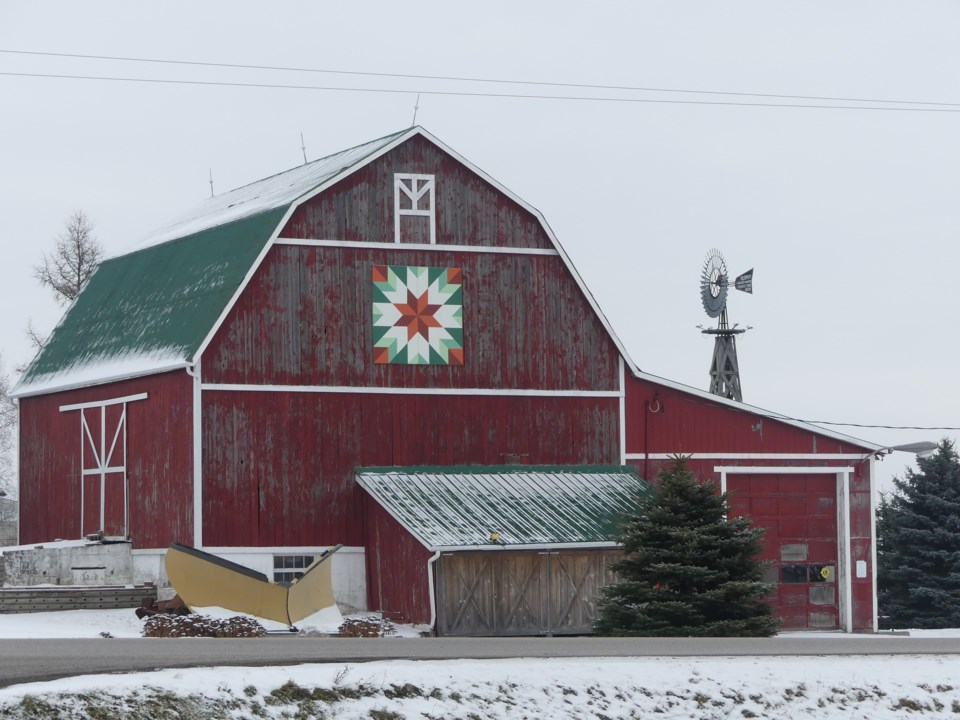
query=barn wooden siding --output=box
[199,135,626,549]
[202,133,623,387]
[201,393,619,547]
[624,374,874,631]
[363,495,625,633]
[434,549,621,637]
[363,495,434,624]
[203,247,619,390]
[624,375,869,458]
[19,371,193,548]
[282,134,552,250]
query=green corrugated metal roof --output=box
[13,129,413,398]
[356,466,652,550]
[15,208,286,395]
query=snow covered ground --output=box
[1,609,959,718]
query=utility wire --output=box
[2,48,958,109]
[4,70,960,113]
[768,418,960,432]
[676,391,959,432]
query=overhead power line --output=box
[679,392,959,432]
[2,48,960,112]
[4,70,960,113]
[771,418,960,432]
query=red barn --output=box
[13,127,881,633]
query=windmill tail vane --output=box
[734,269,754,294]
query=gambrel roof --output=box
[140,129,409,248]
[18,209,286,395]
[357,466,652,550]
[19,125,634,397]
[11,126,881,451]
[15,130,408,397]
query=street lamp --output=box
[872,442,938,461]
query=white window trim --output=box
[201,383,621,398]
[275,237,559,257]
[394,173,436,244]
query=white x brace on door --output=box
[59,392,147,539]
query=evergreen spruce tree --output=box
[877,438,960,629]
[595,456,777,637]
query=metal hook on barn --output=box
[644,393,664,482]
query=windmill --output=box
[699,249,753,402]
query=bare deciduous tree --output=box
[24,319,46,353]
[0,358,16,500]
[34,210,104,305]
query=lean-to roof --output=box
[356,466,652,551]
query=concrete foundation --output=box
[0,541,133,586]
[0,541,368,614]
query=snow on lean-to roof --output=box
[356,466,651,550]
[135,129,409,249]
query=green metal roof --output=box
[356,466,652,550]
[15,208,286,396]
[13,129,411,398]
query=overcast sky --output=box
[2,1,958,490]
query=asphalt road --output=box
[1,635,959,688]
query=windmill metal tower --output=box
[699,249,753,402]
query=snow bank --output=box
[2,655,960,719]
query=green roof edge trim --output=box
[357,464,642,476]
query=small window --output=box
[809,611,838,629]
[780,544,808,562]
[810,586,836,605]
[781,565,807,584]
[809,564,835,583]
[394,173,436,244]
[273,554,315,585]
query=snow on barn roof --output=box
[356,466,652,550]
[14,207,287,396]
[7,124,883,451]
[137,129,408,249]
[13,130,408,398]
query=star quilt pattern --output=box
[372,265,463,365]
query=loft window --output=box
[394,173,436,244]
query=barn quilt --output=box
[372,265,463,365]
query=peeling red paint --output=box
[19,371,193,548]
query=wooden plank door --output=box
[436,550,622,636]
[435,553,496,636]
[494,552,547,634]
[548,550,619,634]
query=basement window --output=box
[273,554,315,585]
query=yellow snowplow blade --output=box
[165,543,341,626]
